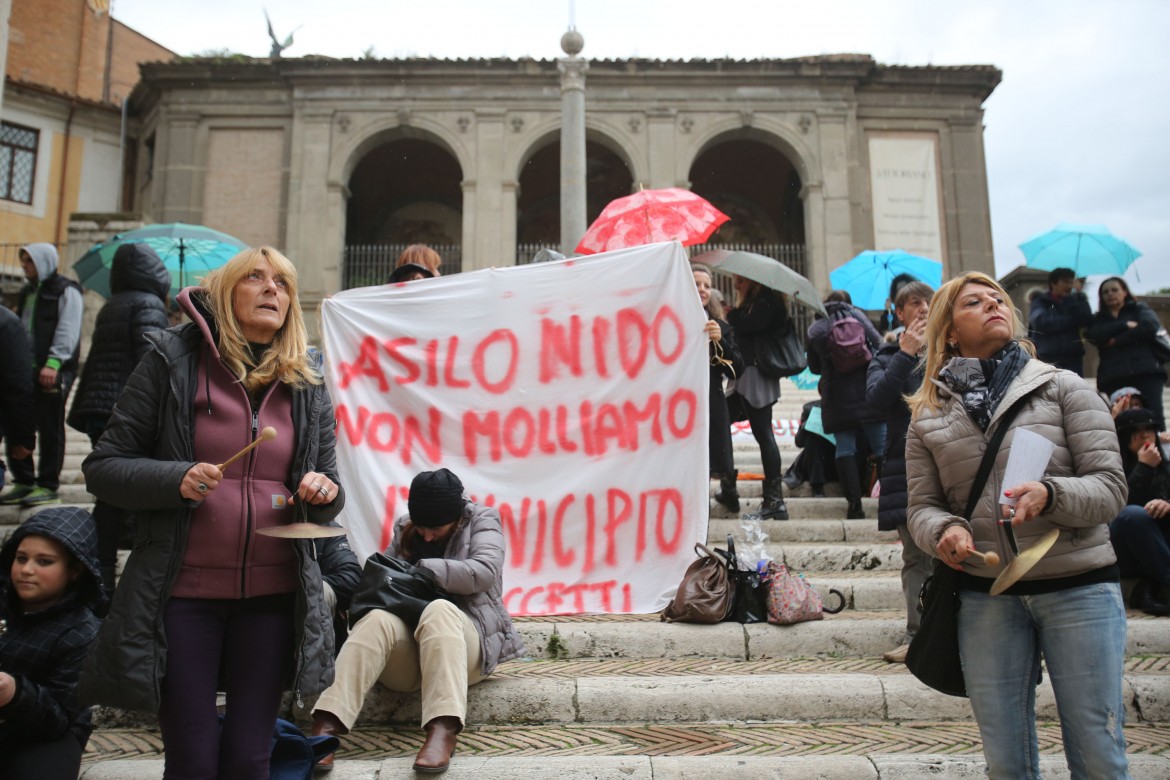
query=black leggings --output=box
[0,733,83,779]
[745,401,782,480]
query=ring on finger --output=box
[317,485,329,497]
[197,482,208,494]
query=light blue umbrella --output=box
[829,250,943,310]
[1019,222,1141,276]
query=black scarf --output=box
[939,341,1029,431]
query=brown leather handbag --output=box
[660,543,734,623]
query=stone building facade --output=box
[128,54,1000,312]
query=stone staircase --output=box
[5,381,1167,778]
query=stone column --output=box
[646,109,677,189]
[943,117,995,278]
[467,108,505,270]
[558,29,588,256]
[156,113,202,224]
[815,111,854,287]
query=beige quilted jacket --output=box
[906,360,1126,581]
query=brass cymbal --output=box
[990,528,1060,596]
[256,523,348,539]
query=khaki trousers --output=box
[314,600,484,729]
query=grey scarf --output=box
[939,341,1029,431]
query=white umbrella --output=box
[691,249,825,316]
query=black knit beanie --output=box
[408,468,466,527]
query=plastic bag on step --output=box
[736,514,772,569]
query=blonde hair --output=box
[690,264,725,319]
[202,246,321,394]
[906,271,1033,418]
[396,244,442,274]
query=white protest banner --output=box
[320,242,710,616]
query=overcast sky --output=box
[112,0,1170,295]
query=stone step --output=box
[709,496,876,519]
[79,752,1170,779]
[708,517,895,543]
[694,540,904,574]
[511,612,1170,661]
[89,653,1170,730]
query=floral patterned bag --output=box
[763,561,845,625]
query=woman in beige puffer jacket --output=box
[905,272,1129,780]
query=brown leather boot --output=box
[412,715,461,774]
[310,709,347,771]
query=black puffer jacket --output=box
[0,507,104,750]
[1085,300,1167,390]
[1028,290,1092,366]
[315,529,362,612]
[865,343,924,531]
[806,301,883,433]
[79,312,343,713]
[0,307,35,452]
[727,289,788,380]
[68,244,170,437]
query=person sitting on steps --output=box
[310,468,525,774]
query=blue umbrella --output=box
[73,222,249,298]
[1019,222,1141,276]
[829,250,943,310]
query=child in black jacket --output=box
[0,507,105,779]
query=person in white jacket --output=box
[905,272,1129,780]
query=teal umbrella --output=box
[73,223,248,298]
[1019,222,1141,276]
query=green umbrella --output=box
[73,223,249,298]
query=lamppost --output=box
[558,26,587,255]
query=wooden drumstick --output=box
[967,549,1001,567]
[216,427,277,471]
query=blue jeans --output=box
[958,583,1130,780]
[833,421,887,459]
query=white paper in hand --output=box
[1000,428,1056,506]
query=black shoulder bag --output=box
[348,552,451,630]
[905,394,1029,697]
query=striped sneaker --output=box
[20,487,60,506]
[0,484,35,505]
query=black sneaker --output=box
[20,487,61,506]
[0,484,35,505]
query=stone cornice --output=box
[135,55,1001,100]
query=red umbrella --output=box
[575,187,730,255]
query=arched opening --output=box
[689,138,808,330]
[516,138,633,262]
[689,138,804,246]
[343,138,463,287]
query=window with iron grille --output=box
[0,122,39,205]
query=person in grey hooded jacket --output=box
[0,243,82,508]
[67,242,171,598]
[311,468,525,775]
